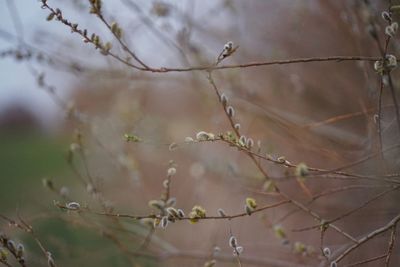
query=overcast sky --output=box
[0,0,64,129]
[0,0,256,130]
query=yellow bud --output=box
[245,197,257,209]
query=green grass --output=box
[0,132,68,211]
[0,132,155,266]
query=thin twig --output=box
[385,225,397,266]
[334,213,400,263]
[344,254,387,267]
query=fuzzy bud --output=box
[245,205,253,215]
[222,41,235,58]
[226,106,235,117]
[196,131,209,141]
[195,131,214,141]
[323,247,331,257]
[224,41,233,51]
[244,197,257,216]
[168,142,178,151]
[185,137,194,143]
[166,207,179,218]
[160,216,168,229]
[162,179,169,188]
[7,240,16,253]
[0,248,7,261]
[294,242,306,254]
[246,138,254,149]
[177,209,185,218]
[148,200,165,210]
[386,54,397,69]
[229,236,237,248]
[167,167,177,177]
[374,60,384,73]
[273,225,287,239]
[239,135,247,147]
[189,205,206,223]
[66,202,80,210]
[385,22,398,37]
[277,156,286,163]
[382,11,391,21]
[295,163,308,179]
[46,13,55,21]
[220,93,228,106]
[233,246,243,255]
[245,197,257,210]
[16,243,24,258]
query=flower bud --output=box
[66,202,81,210]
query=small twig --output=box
[385,225,397,266]
[387,74,400,134]
[334,213,400,263]
[57,199,290,221]
[293,185,400,232]
[344,254,387,267]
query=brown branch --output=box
[0,214,52,260]
[218,136,400,183]
[94,12,150,69]
[334,213,400,263]
[309,184,393,202]
[293,185,400,232]
[385,225,397,266]
[57,199,290,221]
[378,77,385,157]
[160,250,311,267]
[387,74,400,135]
[304,105,394,129]
[344,254,387,267]
[39,2,381,73]
[205,58,359,244]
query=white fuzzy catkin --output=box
[226,106,235,117]
[382,11,391,21]
[246,138,254,149]
[167,167,176,177]
[229,236,237,248]
[323,247,331,257]
[160,216,168,229]
[220,93,228,105]
[239,135,246,145]
[385,22,398,37]
[66,202,80,210]
[196,131,209,141]
[177,209,185,218]
[184,137,194,142]
[234,246,243,255]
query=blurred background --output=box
[1,0,400,266]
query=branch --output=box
[334,213,400,263]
